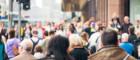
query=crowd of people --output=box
[0,16,140,60]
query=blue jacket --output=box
[119,42,134,55]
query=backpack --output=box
[30,38,41,54]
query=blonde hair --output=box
[69,34,83,47]
[20,39,33,52]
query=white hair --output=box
[122,33,129,39]
[20,39,33,52]
[121,33,129,42]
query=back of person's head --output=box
[48,30,55,36]
[112,17,120,24]
[128,26,135,35]
[69,34,83,48]
[35,46,43,53]
[121,33,129,42]
[8,28,15,39]
[98,26,105,31]
[19,39,33,53]
[47,35,70,60]
[101,29,118,46]
[80,32,89,42]
[44,31,48,36]
[95,21,105,31]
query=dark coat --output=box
[70,48,89,60]
[121,23,132,33]
[39,55,74,60]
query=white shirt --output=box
[88,32,101,49]
[34,52,45,59]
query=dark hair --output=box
[48,30,55,36]
[76,17,81,23]
[26,46,32,52]
[69,23,76,33]
[112,17,121,24]
[33,31,38,34]
[47,35,70,60]
[8,29,15,38]
[101,29,118,46]
[35,46,43,53]
[98,26,105,31]
[59,24,64,31]
[44,31,48,36]
[128,26,135,35]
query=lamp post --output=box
[8,0,14,29]
[17,0,22,39]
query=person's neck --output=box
[32,36,38,38]
[73,45,83,48]
[124,22,129,24]
[20,50,30,55]
[122,41,128,43]
[98,45,118,51]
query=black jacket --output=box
[70,48,89,60]
[121,23,132,33]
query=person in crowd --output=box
[50,22,55,30]
[14,24,19,38]
[40,35,74,60]
[24,23,32,39]
[128,26,137,44]
[42,30,56,54]
[43,21,52,32]
[55,24,66,36]
[82,20,93,37]
[75,17,83,34]
[42,31,48,47]
[0,22,7,38]
[5,29,20,59]
[111,17,121,31]
[121,16,133,33]
[135,19,140,37]
[67,23,77,37]
[69,34,89,60]
[89,29,136,60]
[80,32,89,48]
[36,21,45,39]
[88,21,105,53]
[119,33,135,55]
[34,46,45,59]
[133,32,140,59]
[11,39,36,60]
[24,27,43,55]
[0,33,5,60]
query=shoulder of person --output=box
[127,55,136,60]
[11,55,22,60]
[88,47,124,59]
[67,55,75,60]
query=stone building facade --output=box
[62,0,140,25]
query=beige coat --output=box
[89,46,136,60]
[12,51,36,60]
